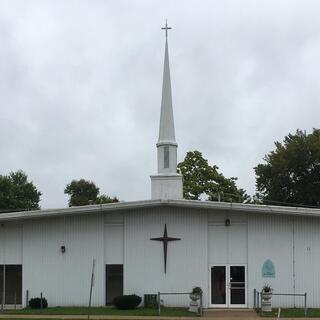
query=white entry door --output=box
[210,265,247,308]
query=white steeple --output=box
[158,32,176,145]
[150,22,183,200]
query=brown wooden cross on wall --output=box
[150,224,181,273]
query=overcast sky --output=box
[1,0,319,208]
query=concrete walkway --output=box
[203,309,257,318]
[0,316,200,320]
[0,311,316,320]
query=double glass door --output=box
[210,265,246,307]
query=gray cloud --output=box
[0,0,320,208]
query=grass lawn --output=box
[259,308,319,317]
[4,306,195,317]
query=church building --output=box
[1,24,320,309]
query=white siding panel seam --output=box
[292,218,296,299]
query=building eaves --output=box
[0,199,319,222]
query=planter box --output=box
[189,300,199,313]
[261,292,272,312]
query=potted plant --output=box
[261,284,273,312]
[189,287,202,301]
[189,287,202,313]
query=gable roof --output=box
[0,199,320,222]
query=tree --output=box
[255,129,320,207]
[96,194,119,204]
[177,150,249,203]
[64,179,119,207]
[0,170,41,212]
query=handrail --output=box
[157,291,203,317]
[253,289,307,317]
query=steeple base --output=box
[150,174,183,200]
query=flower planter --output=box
[189,287,202,313]
[189,293,200,312]
[189,293,200,301]
[261,292,272,312]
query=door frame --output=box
[209,264,227,308]
[209,264,247,308]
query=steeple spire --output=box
[158,22,176,145]
[150,22,183,200]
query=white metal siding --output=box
[208,225,228,264]
[0,225,22,264]
[208,223,247,265]
[1,205,320,309]
[294,216,320,307]
[124,207,208,307]
[22,214,105,307]
[104,224,124,264]
[248,214,294,308]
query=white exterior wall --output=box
[247,214,294,308]
[247,214,320,308]
[150,175,183,200]
[20,212,124,307]
[293,216,320,307]
[208,211,247,265]
[1,206,320,308]
[22,214,105,306]
[206,211,320,309]
[0,225,23,264]
[104,212,124,265]
[124,207,208,307]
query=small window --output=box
[164,147,169,168]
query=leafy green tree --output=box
[0,170,41,212]
[64,179,99,207]
[177,151,249,203]
[96,194,119,204]
[255,129,320,207]
[64,179,119,207]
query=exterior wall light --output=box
[225,218,231,227]
[61,245,66,253]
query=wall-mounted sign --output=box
[262,259,275,278]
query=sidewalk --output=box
[203,309,258,318]
[0,312,316,320]
[0,316,199,320]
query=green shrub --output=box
[113,294,142,309]
[29,297,48,309]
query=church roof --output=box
[1,199,320,222]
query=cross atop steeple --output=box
[161,20,172,39]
